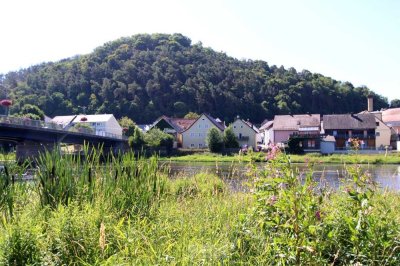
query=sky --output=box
[0,0,399,101]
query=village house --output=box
[382,108,400,137]
[231,117,259,148]
[359,95,397,149]
[52,114,123,137]
[259,120,274,145]
[181,114,225,149]
[272,114,321,149]
[149,116,196,148]
[323,113,377,150]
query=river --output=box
[163,161,400,191]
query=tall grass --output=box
[1,148,400,264]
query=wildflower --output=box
[315,210,321,221]
[269,195,278,205]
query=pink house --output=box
[273,114,321,145]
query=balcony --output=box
[237,136,250,141]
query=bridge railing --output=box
[0,115,127,140]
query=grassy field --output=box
[1,150,400,264]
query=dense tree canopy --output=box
[0,33,389,124]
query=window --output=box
[198,124,201,128]
[376,132,380,137]
[241,126,243,128]
[198,133,202,137]
[205,124,209,129]
[234,126,236,128]
[307,140,316,148]
[333,130,337,136]
[190,144,195,147]
[376,122,380,126]
[190,133,195,137]
[239,133,242,139]
[199,143,203,148]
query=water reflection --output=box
[165,162,400,192]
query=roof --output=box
[183,113,225,132]
[323,114,376,130]
[203,113,225,131]
[382,108,400,123]
[52,115,76,125]
[52,114,116,125]
[273,114,320,131]
[151,116,196,133]
[259,120,273,131]
[322,135,336,142]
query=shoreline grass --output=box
[161,152,400,164]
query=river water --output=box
[163,161,400,192]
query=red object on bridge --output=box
[80,116,88,121]
[0,99,12,107]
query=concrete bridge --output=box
[0,115,129,161]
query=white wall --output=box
[182,114,222,148]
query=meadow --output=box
[1,148,400,265]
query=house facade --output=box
[359,111,396,149]
[231,118,258,148]
[181,114,225,149]
[272,114,321,149]
[323,114,376,150]
[52,114,123,137]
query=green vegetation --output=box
[1,149,400,264]
[1,33,389,124]
[161,151,400,164]
[223,126,240,148]
[207,128,224,153]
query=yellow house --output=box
[231,118,258,148]
[181,114,225,149]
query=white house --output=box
[52,114,123,137]
[181,114,225,149]
[231,118,259,148]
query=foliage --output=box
[118,116,136,136]
[207,128,224,152]
[70,122,94,133]
[19,104,45,120]
[128,126,145,150]
[0,33,389,124]
[184,112,200,119]
[390,99,400,108]
[223,126,239,148]
[143,128,174,151]
[287,136,305,154]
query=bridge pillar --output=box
[16,141,56,162]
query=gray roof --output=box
[273,114,320,130]
[323,114,376,130]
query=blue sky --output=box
[0,0,399,100]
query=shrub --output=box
[223,126,239,149]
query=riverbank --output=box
[161,152,400,164]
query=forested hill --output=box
[0,33,388,123]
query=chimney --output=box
[367,95,373,112]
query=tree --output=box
[119,116,136,136]
[223,126,239,148]
[128,127,145,150]
[390,99,400,108]
[207,128,224,153]
[144,128,174,152]
[20,104,45,120]
[184,112,200,119]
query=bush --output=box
[224,126,239,149]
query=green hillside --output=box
[0,33,388,123]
